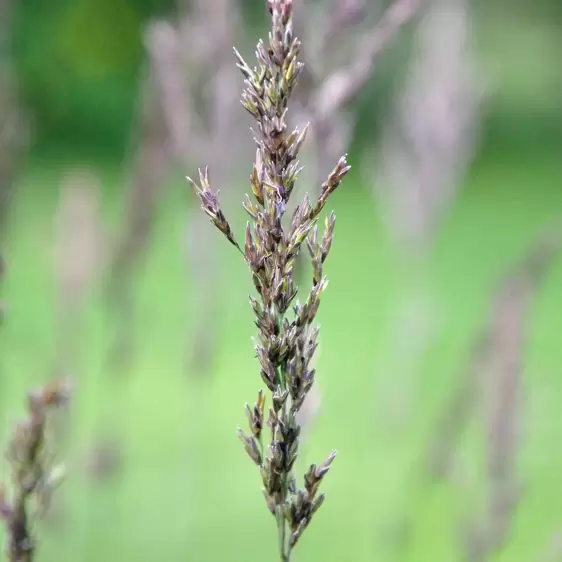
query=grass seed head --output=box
[189,0,350,559]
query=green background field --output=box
[2,141,562,562]
[2,1,562,560]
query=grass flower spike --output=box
[0,378,71,562]
[188,0,350,559]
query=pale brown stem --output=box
[0,0,28,240]
[391,226,562,562]
[146,2,244,375]
[106,74,171,371]
[313,0,422,118]
[465,228,562,562]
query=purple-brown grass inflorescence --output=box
[0,378,71,562]
[188,0,350,560]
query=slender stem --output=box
[278,400,290,560]
[7,491,34,562]
[277,510,287,561]
[277,501,290,561]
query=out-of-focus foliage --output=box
[9,0,562,157]
[11,0,174,152]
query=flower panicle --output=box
[1,377,72,562]
[190,0,351,559]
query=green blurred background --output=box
[2,0,562,561]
